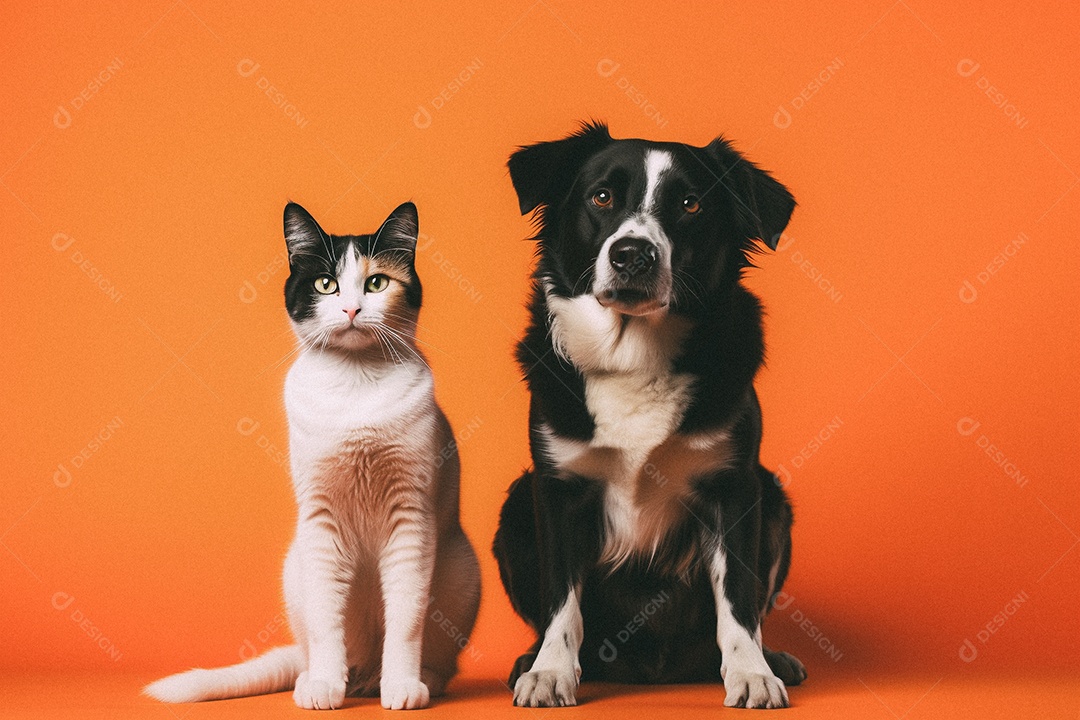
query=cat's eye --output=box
[365,274,390,293]
[592,188,613,208]
[314,276,338,294]
[682,195,701,214]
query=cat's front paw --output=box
[293,671,346,710]
[513,669,578,707]
[380,676,430,710]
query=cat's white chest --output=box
[284,351,433,478]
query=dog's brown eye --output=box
[592,189,613,208]
[682,196,701,214]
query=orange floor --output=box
[5,670,1078,719]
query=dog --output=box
[492,122,804,709]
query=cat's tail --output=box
[143,644,303,703]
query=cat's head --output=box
[283,202,422,355]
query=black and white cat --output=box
[145,202,481,710]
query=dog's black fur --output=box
[493,122,804,707]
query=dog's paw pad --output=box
[380,676,430,710]
[293,671,346,710]
[724,670,788,709]
[513,669,578,707]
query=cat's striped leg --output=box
[291,517,350,710]
[379,516,436,710]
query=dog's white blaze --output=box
[710,546,788,708]
[589,150,675,305]
[642,150,674,214]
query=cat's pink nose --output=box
[343,308,360,321]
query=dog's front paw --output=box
[293,671,347,710]
[724,670,788,709]
[513,669,578,707]
[380,676,430,710]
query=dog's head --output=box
[509,122,795,316]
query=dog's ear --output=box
[508,121,613,215]
[706,138,795,249]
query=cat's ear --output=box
[283,202,329,261]
[377,202,419,254]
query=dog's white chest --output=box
[542,368,733,487]
[541,373,734,567]
[584,370,692,467]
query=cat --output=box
[144,201,481,710]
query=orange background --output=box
[2,0,1077,716]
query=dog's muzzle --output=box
[595,236,669,315]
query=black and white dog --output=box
[493,123,805,709]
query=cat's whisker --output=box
[369,326,392,364]
[375,326,408,367]
[382,312,438,336]
[380,314,450,355]
[319,328,336,352]
[376,324,432,372]
[258,334,318,377]
[379,323,446,357]
[373,321,417,349]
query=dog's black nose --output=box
[609,238,657,275]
